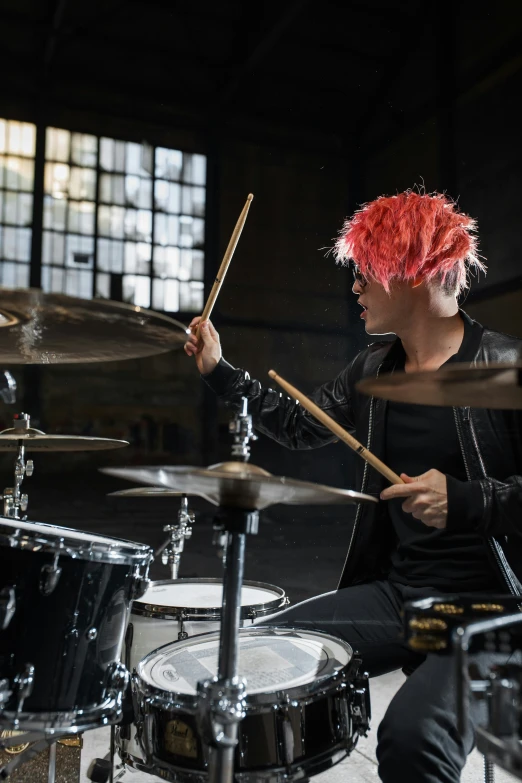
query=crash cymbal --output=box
[0,288,189,363]
[0,427,128,451]
[101,461,377,511]
[357,362,522,409]
[109,487,188,497]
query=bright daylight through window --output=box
[1,118,206,313]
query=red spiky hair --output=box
[334,190,485,293]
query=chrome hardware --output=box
[229,396,257,462]
[0,586,16,630]
[2,414,35,520]
[86,628,98,641]
[155,494,195,580]
[13,664,35,714]
[178,611,188,641]
[198,677,247,747]
[130,575,150,601]
[39,554,62,596]
[104,662,129,702]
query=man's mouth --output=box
[359,301,368,319]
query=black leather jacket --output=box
[204,311,522,595]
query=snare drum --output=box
[0,517,152,732]
[132,627,370,782]
[119,578,289,769]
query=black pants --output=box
[257,580,512,783]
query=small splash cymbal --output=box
[0,427,128,451]
[101,461,377,511]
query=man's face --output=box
[352,267,415,336]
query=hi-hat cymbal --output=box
[0,288,189,363]
[357,363,522,409]
[101,461,377,511]
[0,426,128,451]
[109,487,188,497]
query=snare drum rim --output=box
[0,517,152,566]
[131,578,289,620]
[135,625,355,714]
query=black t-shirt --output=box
[385,318,501,591]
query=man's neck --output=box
[397,309,464,373]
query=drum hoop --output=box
[131,578,288,620]
[135,626,354,712]
[0,521,152,566]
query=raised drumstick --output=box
[268,369,404,485]
[197,193,254,336]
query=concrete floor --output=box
[80,669,517,782]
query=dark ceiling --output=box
[1,0,521,154]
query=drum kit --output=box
[0,288,374,783]
[1,286,522,783]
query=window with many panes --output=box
[1,117,206,313]
[0,119,35,289]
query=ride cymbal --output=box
[101,461,377,511]
[357,363,522,410]
[0,288,189,363]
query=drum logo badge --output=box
[164,720,198,758]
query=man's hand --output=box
[184,317,222,375]
[380,469,448,529]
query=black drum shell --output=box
[0,544,137,714]
[141,690,356,779]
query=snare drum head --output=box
[134,579,284,615]
[138,627,352,697]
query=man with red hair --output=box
[185,190,522,782]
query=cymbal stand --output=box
[212,396,257,565]
[229,396,257,461]
[200,398,259,783]
[1,414,34,519]
[154,495,194,579]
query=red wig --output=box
[334,190,485,293]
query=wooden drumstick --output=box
[268,369,404,485]
[196,193,254,336]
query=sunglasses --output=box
[351,264,368,287]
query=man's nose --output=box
[352,279,364,295]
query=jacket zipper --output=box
[342,364,382,577]
[453,406,520,597]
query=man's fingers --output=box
[206,320,219,339]
[380,483,426,500]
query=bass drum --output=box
[132,627,370,783]
[0,517,152,732]
[118,579,289,769]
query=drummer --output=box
[184,189,522,783]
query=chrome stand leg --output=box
[47,742,56,783]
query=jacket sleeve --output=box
[202,358,356,450]
[447,474,522,538]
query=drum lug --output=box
[178,611,188,641]
[13,664,35,715]
[39,554,62,596]
[0,586,16,630]
[350,672,371,737]
[104,662,129,703]
[197,677,246,748]
[130,573,150,601]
